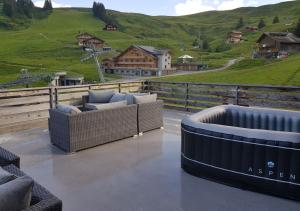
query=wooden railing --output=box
[0,81,143,134]
[144,81,300,112]
[0,80,299,134]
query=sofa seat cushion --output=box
[86,100,128,111]
[126,93,149,105]
[109,93,126,103]
[133,94,157,104]
[0,168,16,185]
[0,176,33,211]
[57,104,82,115]
[89,90,115,103]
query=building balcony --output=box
[0,81,299,211]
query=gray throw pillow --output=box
[133,94,157,104]
[86,101,127,111]
[57,104,82,115]
[88,90,115,103]
[109,93,126,103]
[125,93,150,105]
[0,176,33,211]
[0,168,16,185]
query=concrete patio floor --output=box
[0,110,299,211]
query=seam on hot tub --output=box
[182,153,300,186]
[182,128,300,151]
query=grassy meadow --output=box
[0,1,299,87]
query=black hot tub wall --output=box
[181,124,300,200]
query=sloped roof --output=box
[134,45,169,56]
[76,33,94,38]
[83,36,105,43]
[257,32,300,44]
[178,55,193,59]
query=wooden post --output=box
[49,87,54,109]
[54,88,59,107]
[185,83,189,111]
[235,86,240,105]
[141,81,145,93]
[118,83,121,93]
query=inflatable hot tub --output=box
[181,105,300,200]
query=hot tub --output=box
[181,105,300,200]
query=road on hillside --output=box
[114,58,242,82]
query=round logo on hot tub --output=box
[267,161,275,168]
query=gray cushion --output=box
[86,100,127,111]
[0,168,16,185]
[88,90,115,103]
[0,176,33,211]
[133,94,157,104]
[57,104,82,115]
[109,93,126,103]
[125,93,149,105]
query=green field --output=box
[0,1,300,87]
[156,54,300,86]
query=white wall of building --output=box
[158,52,172,71]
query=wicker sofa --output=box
[49,104,138,153]
[82,94,164,134]
[0,147,62,211]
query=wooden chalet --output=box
[76,33,94,46]
[245,26,258,32]
[76,33,106,49]
[256,32,300,58]
[103,24,118,31]
[103,45,172,76]
[82,37,105,49]
[227,31,243,43]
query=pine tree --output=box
[273,16,279,24]
[43,0,53,11]
[258,19,266,29]
[16,0,34,18]
[236,17,244,29]
[295,19,300,37]
[202,39,209,50]
[3,0,16,17]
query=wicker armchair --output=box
[0,146,20,168]
[138,100,164,133]
[3,164,62,211]
[49,105,138,153]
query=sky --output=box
[33,0,294,16]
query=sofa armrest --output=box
[0,147,20,168]
[138,100,164,133]
[3,164,63,211]
[48,109,71,152]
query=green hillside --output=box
[0,1,300,86]
[156,54,300,86]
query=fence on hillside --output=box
[144,81,300,112]
[0,81,143,134]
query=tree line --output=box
[92,2,119,27]
[2,0,53,18]
[235,16,300,37]
[235,16,280,30]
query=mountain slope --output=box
[156,54,300,86]
[0,1,299,86]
